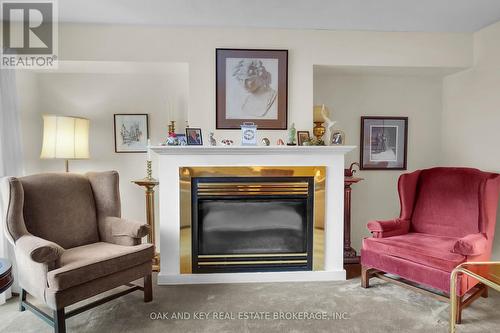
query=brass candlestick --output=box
[168,120,176,134]
[133,161,160,272]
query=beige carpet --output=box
[0,274,499,333]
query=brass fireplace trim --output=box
[179,166,326,274]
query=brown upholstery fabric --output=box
[47,242,153,291]
[87,171,121,242]
[45,262,152,310]
[1,177,29,243]
[20,173,99,249]
[1,170,153,311]
[16,234,64,263]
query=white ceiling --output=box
[57,0,500,33]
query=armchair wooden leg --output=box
[54,309,66,333]
[144,274,152,303]
[481,286,489,298]
[361,265,371,288]
[19,289,26,312]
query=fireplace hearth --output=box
[191,177,314,273]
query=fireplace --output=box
[191,177,314,273]
[179,166,326,275]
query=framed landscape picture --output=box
[216,48,288,129]
[360,116,408,170]
[114,114,149,153]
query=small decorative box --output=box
[240,122,258,146]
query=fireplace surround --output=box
[180,166,325,274]
[152,145,355,284]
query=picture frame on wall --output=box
[186,128,203,145]
[360,116,408,170]
[297,131,310,146]
[114,114,149,153]
[216,48,288,130]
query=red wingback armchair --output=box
[360,167,500,323]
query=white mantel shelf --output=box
[153,144,356,285]
[151,145,357,155]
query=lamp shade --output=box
[313,105,329,122]
[40,115,90,159]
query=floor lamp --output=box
[40,115,90,172]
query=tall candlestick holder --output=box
[132,160,160,271]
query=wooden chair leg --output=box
[19,289,26,312]
[54,309,66,333]
[144,273,153,302]
[361,265,371,288]
[481,286,488,298]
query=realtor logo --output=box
[1,0,58,68]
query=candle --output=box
[147,139,151,161]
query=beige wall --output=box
[314,70,444,252]
[17,24,479,256]
[443,21,500,259]
[16,63,188,244]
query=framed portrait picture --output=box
[297,131,310,146]
[186,128,203,146]
[360,116,408,170]
[216,48,288,130]
[114,114,149,153]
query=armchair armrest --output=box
[16,234,64,263]
[367,218,410,238]
[102,216,150,246]
[453,233,488,256]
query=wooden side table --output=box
[132,178,160,272]
[0,258,13,294]
[344,176,363,264]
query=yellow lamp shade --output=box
[40,115,90,159]
[313,105,329,122]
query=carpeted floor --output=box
[0,274,498,333]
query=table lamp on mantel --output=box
[40,115,90,172]
[313,105,327,139]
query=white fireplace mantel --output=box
[152,145,356,284]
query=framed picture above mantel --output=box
[216,48,288,130]
[360,116,408,170]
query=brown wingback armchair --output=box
[0,171,154,333]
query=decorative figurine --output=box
[221,139,234,146]
[321,104,336,145]
[287,123,297,145]
[261,137,270,146]
[166,132,178,146]
[209,132,217,146]
[277,138,285,146]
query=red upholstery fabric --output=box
[361,167,500,296]
[363,233,465,272]
[367,219,410,238]
[453,233,488,256]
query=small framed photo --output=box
[176,134,187,146]
[114,114,149,153]
[360,116,408,170]
[297,131,310,146]
[186,128,203,145]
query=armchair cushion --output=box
[362,233,465,272]
[47,242,153,291]
[16,234,64,264]
[453,233,488,256]
[367,219,409,238]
